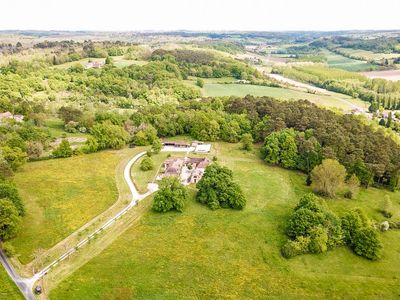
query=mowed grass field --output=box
[202,83,367,111]
[11,150,129,264]
[0,267,22,300]
[50,142,400,299]
[322,49,378,72]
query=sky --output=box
[0,0,399,32]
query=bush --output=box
[352,227,382,260]
[140,157,154,171]
[381,195,393,218]
[52,139,73,158]
[151,138,162,154]
[286,207,325,238]
[2,242,15,257]
[281,236,310,258]
[341,209,368,244]
[308,226,328,254]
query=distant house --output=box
[13,115,24,123]
[0,111,24,123]
[162,141,191,148]
[161,157,211,184]
[0,111,13,122]
[85,61,104,69]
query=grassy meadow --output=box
[202,83,367,111]
[323,49,378,72]
[10,150,129,264]
[50,142,400,299]
[0,267,22,300]
[336,47,400,61]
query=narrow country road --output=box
[0,250,36,300]
[1,146,192,299]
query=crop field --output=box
[361,69,400,81]
[202,83,368,111]
[10,150,132,264]
[323,49,378,72]
[0,267,22,300]
[336,47,400,61]
[50,142,400,299]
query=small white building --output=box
[195,144,211,153]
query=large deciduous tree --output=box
[311,159,346,197]
[0,199,21,240]
[153,177,188,213]
[196,164,246,210]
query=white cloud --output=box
[0,0,399,31]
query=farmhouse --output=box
[0,111,24,123]
[161,157,211,184]
[85,61,104,69]
[162,141,191,148]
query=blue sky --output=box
[1,0,399,31]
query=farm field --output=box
[0,267,22,300]
[336,47,400,61]
[10,150,134,264]
[202,83,368,111]
[50,142,400,299]
[322,49,378,72]
[361,69,400,81]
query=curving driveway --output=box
[0,146,192,299]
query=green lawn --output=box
[203,83,367,111]
[44,118,88,139]
[323,49,378,72]
[50,142,400,299]
[10,150,133,264]
[112,56,147,68]
[0,267,22,300]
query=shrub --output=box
[240,133,253,151]
[52,139,73,158]
[286,208,325,238]
[2,242,16,257]
[381,195,393,218]
[281,236,310,258]
[308,226,328,254]
[151,138,162,154]
[352,227,382,260]
[140,157,154,171]
[341,209,368,244]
